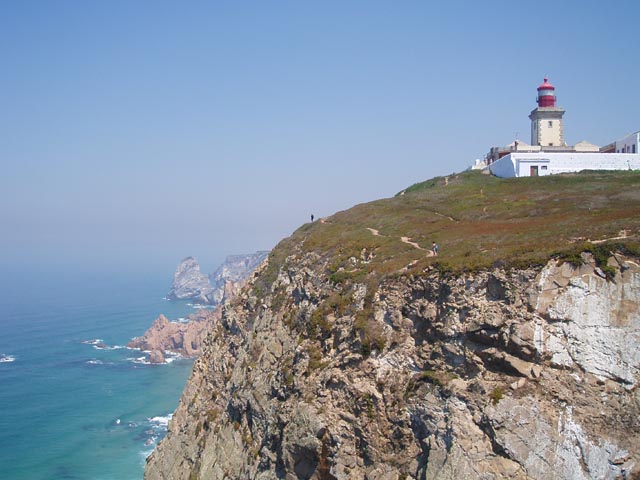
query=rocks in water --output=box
[127,310,219,362]
[166,252,269,305]
[167,257,214,303]
[148,350,166,364]
[130,251,270,364]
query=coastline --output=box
[0,269,197,480]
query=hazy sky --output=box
[2,1,639,274]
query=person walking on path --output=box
[311,214,314,222]
[432,241,439,256]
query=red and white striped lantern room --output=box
[536,77,556,107]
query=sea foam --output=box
[82,339,124,350]
[0,354,16,363]
[148,414,173,429]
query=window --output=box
[633,145,636,154]
[548,121,553,127]
[549,143,553,146]
[541,166,548,170]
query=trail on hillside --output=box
[432,211,457,222]
[367,227,436,255]
[591,229,632,244]
[400,237,423,250]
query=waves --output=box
[85,359,115,366]
[126,350,183,365]
[148,414,173,428]
[128,355,153,365]
[81,339,184,366]
[138,413,174,462]
[186,303,214,310]
[81,338,125,350]
[0,353,16,363]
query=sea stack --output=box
[166,257,215,304]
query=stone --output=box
[167,252,269,305]
[167,257,215,302]
[145,253,640,480]
[148,349,166,364]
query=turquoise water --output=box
[0,267,199,479]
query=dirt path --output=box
[591,229,631,244]
[400,236,423,250]
[432,211,457,222]
[367,227,436,255]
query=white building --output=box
[615,131,640,154]
[489,152,640,178]
[487,78,640,178]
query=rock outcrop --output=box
[167,252,270,305]
[127,310,219,363]
[208,252,270,305]
[134,253,270,363]
[167,257,214,303]
[145,249,640,479]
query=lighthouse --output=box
[529,77,565,147]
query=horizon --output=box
[2,1,639,273]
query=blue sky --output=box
[1,1,639,274]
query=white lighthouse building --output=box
[485,78,640,177]
[529,77,565,147]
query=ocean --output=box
[0,265,199,480]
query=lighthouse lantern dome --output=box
[537,77,556,107]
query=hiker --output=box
[432,242,439,256]
[311,214,314,222]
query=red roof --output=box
[537,77,555,91]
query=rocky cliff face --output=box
[145,248,640,479]
[208,252,270,305]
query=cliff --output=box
[146,171,640,479]
[131,253,269,363]
[208,252,271,305]
[167,252,269,305]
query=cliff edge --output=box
[146,171,640,479]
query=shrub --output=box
[306,343,325,372]
[490,386,504,405]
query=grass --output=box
[260,170,640,355]
[265,170,640,282]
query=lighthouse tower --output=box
[529,77,565,147]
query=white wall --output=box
[489,152,640,178]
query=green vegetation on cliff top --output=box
[267,170,640,283]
